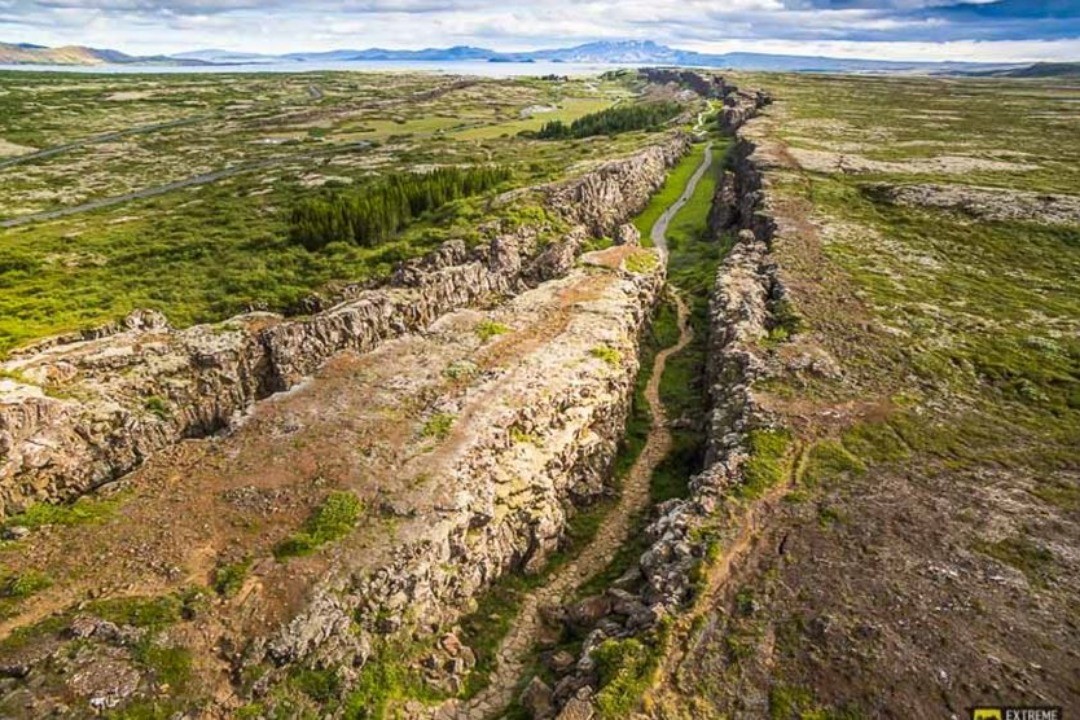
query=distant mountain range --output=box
[961,61,1080,78]
[174,41,1022,74]
[2,38,1066,75]
[0,41,207,66]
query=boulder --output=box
[520,676,555,720]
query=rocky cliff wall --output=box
[255,248,667,685]
[0,136,688,519]
[537,81,777,719]
[638,68,728,99]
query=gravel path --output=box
[412,288,693,720]
[405,140,718,720]
[650,142,714,255]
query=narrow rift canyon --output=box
[2,64,1076,720]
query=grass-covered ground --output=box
[665,72,1080,719]
[0,70,687,355]
[632,142,709,244]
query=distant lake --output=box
[0,60,627,77]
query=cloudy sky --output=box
[2,0,1078,62]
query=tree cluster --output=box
[536,102,682,140]
[288,166,511,251]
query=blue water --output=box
[0,60,625,77]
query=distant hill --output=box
[246,40,1018,73]
[0,41,208,66]
[967,62,1080,78]
[1,38,1033,75]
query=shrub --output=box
[475,320,510,342]
[212,559,252,598]
[421,413,455,441]
[1,570,51,599]
[591,346,623,367]
[274,492,364,559]
[623,250,659,274]
[593,638,658,719]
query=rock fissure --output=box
[515,75,783,720]
[0,136,688,519]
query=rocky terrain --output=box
[0,93,699,714]
[871,182,1080,226]
[0,238,667,717]
[2,65,1076,720]
[0,134,687,519]
[629,71,1080,719]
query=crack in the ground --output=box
[402,142,714,720]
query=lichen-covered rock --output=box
[259,248,667,676]
[546,135,689,237]
[708,170,739,233]
[720,88,772,134]
[639,68,728,98]
[0,139,685,519]
[614,223,642,247]
[871,182,1080,226]
[521,676,556,720]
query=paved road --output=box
[0,116,209,172]
[0,85,326,173]
[651,141,714,256]
[0,142,371,229]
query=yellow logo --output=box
[973,710,1003,720]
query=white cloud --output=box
[0,0,1077,62]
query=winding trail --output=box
[417,291,693,720]
[0,141,371,229]
[651,142,714,255]
[410,142,716,720]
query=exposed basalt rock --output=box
[0,141,687,519]
[868,182,1080,226]
[720,88,772,135]
[546,135,690,237]
[708,170,739,233]
[248,247,666,689]
[0,246,667,717]
[545,81,779,716]
[639,68,728,98]
[614,222,641,247]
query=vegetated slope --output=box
[651,73,1080,717]
[974,61,1080,78]
[0,71,653,353]
[0,41,199,66]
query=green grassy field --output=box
[0,71,666,355]
[632,143,709,244]
[452,97,616,140]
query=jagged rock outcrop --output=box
[708,170,739,232]
[719,88,772,135]
[639,68,728,98]
[243,246,668,692]
[869,182,1080,226]
[0,140,687,519]
[546,136,689,237]
[0,244,668,718]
